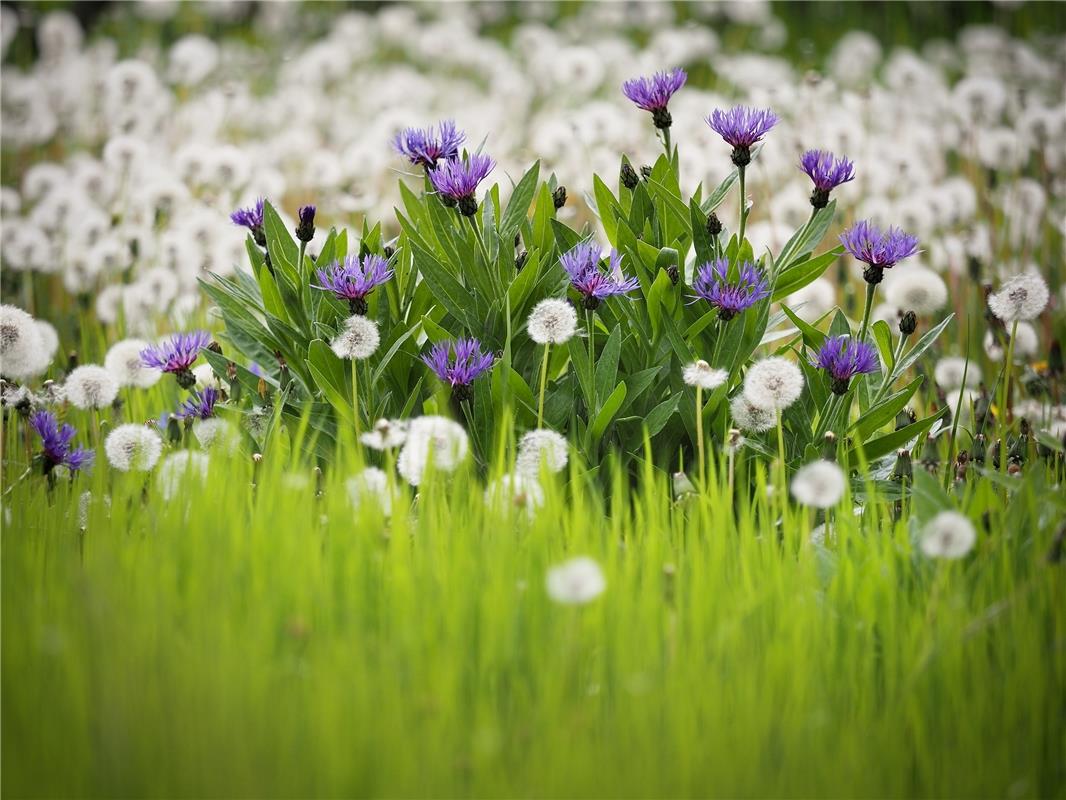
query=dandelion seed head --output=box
[527,298,578,345]
[331,315,380,360]
[516,428,569,476]
[920,511,976,559]
[730,394,776,433]
[546,556,606,605]
[360,418,409,451]
[64,365,118,409]
[933,357,981,390]
[192,418,240,454]
[0,304,50,379]
[396,415,469,486]
[157,450,210,501]
[346,467,392,516]
[987,273,1049,322]
[984,323,1038,362]
[790,460,846,508]
[682,360,729,390]
[742,357,805,411]
[105,338,162,388]
[104,424,163,472]
[884,266,948,316]
[485,472,545,519]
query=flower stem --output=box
[695,386,705,489]
[662,127,672,160]
[737,166,747,250]
[999,319,1018,476]
[871,332,909,406]
[857,282,877,344]
[351,361,361,437]
[586,308,596,407]
[537,343,550,429]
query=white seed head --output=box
[742,357,804,411]
[192,363,221,390]
[919,511,976,559]
[516,428,569,476]
[192,418,240,454]
[346,466,392,516]
[790,460,846,508]
[884,266,948,316]
[0,304,50,379]
[983,322,1038,362]
[331,314,380,360]
[360,418,409,451]
[730,394,776,433]
[105,338,161,388]
[104,424,163,471]
[35,320,59,363]
[527,298,578,345]
[396,415,469,486]
[64,365,118,409]
[485,472,544,519]
[546,556,606,605]
[156,451,210,501]
[682,360,729,390]
[946,388,978,424]
[933,357,981,390]
[987,273,1049,322]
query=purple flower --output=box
[561,241,640,310]
[839,220,920,284]
[812,335,880,395]
[230,198,265,245]
[314,254,394,314]
[622,68,687,128]
[692,258,770,321]
[422,337,494,401]
[705,106,780,166]
[799,150,855,208]
[428,153,495,217]
[176,387,219,421]
[296,204,316,242]
[141,331,211,389]
[29,410,93,474]
[393,120,466,170]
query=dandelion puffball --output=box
[104,424,163,471]
[105,338,162,388]
[331,314,380,360]
[157,451,210,501]
[485,472,545,518]
[987,273,1049,322]
[730,394,776,433]
[683,360,729,391]
[790,460,846,508]
[360,418,408,451]
[983,323,1038,362]
[396,415,469,486]
[64,365,119,409]
[0,304,50,379]
[884,266,948,316]
[346,467,392,515]
[546,556,606,605]
[919,511,976,559]
[933,357,981,390]
[527,298,578,345]
[516,428,569,476]
[742,357,804,411]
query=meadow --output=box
[2,2,1065,797]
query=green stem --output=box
[737,166,747,249]
[468,215,497,295]
[871,333,910,406]
[586,308,596,407]
[695,386,705,490]
[351,360,361,437]
[537,343,550,429]
[857,282,877,344]
[662,127,672,160]
[776,410,786,474]
[999,320,1018,477]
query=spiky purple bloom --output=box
[812,335,880,395]
[705,106,780,166]
[140,331,211,389]
[393,120,466,170]
[421,337,494,402]
[561,241,640,310]
[692,258,770,321]
[622,68,687,128]
[314,254,394,315]
[839,220,920,284]
[296,204,316,242]
[176,387,219,421]
[29,410,93,475]
[799,150,855,208]
[428,153,495,216]
[230,198,265,245]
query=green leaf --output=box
[593,173,624,247]
[852,375,925,440]
[500,160,540,237]
[306,339,352,420]
[701,168,740,214]
[780,304,828,352]
[872,321,895,371]
[891,314,954,380]
[771,246,843,301]
[643,393,679,437]
[409,241,478,332]
[847,407,948,463]
[551,219,582,253]
[595,324,623,404]
[776,201,836,273]
[567,336,596,411]
[591,381,627,440]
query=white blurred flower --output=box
[790,460,846,508]
[105,338,161,388]
[105,424,163,471]
[546,556,606,605]
[884,266,948,316]
[742,357,804,412]
[516,428,569,476]
[485,472,544,518]
[157,451,211,501]
[682,360,728,391]
[730,394,776,433]
[346,467,392,515]
[396,415,469,486]
[920,511,976,559]
[0,305,50,379]
[331,315,380,360]
[983,323,1038,362]
[934,357,981,391]
[987,273,1049,322]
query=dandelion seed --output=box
[105,338,161,388]
[987,273,1049,322]
[331,315,380,361]
[346,467,392,515]
[516,429,569,476]
[790,460,846,508]
[192,418,240,453]
[527,298,578,345]
[485,473,545,519]
[64,365,118,409]
[742,357,805,411]
[0,304,50,379]
[396,415,470,486]
[682,360,728,391]
[546,557,606,605]
[104,424,163,471]
[730,394,776,433]
[360,418,409,451]
[984,323,1038,362]
[920,511,976,559]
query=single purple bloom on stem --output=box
[393,120,466,170]
[428,153,495,217]
[561,241,640,310]
[422,337,494,402]
[314,254,394,315]
[706,106,780,167]
[839,220,920,285]
[622,68,687,129]
[799,149,855,208]
[141,331,211,390]
[812,335,880,395]
[29,410,93,475]
[230,198,266,246]
[296,204,316,242]
[176,387,220,421]
[692,258,770,321]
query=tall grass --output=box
[3,431,1063,798]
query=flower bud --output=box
[295,204,316,243]
[552,186,567,210]
[620,163,638,190]
[706,212,723,237]
[891,448,912,482]
[899,310,917,336]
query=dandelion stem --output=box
[776,410,787,476]
[351,361,361,437]
[999,319,1018,476]
[695,386,705,490]
[537,343,550,429]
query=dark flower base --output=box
[705,213,722,236]
[718,308,737,322]
[582,295,601,311]
[731,146,751,168]
[175,369,196,390]
[831,377,851,396]
[348,297,369,315]
[620,163,638,190]
[458,196,478,217]
[667,264,679,286]
[652,108,673,129]
[452,383,474,403]
[863,265,885,285]
[810,188,830,209]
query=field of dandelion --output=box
[2,1,1066,797]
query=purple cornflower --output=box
[799,150,855,208]
[428,153,495,217]
[393,119,466,170]
[839,220,920,284]
[140,331,211,389]
[561,241,640,310]
[29,410,93,475]
[314,254,394,315]
[812,335,880,395]
[622,68,687,129]
[705,106,780,167]
[295,204,316,242]
[230,198,266,246]
[422,337,494,402]
[692,258,770,321]
[176,387,219,421]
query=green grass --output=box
[3,422,1063,798]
